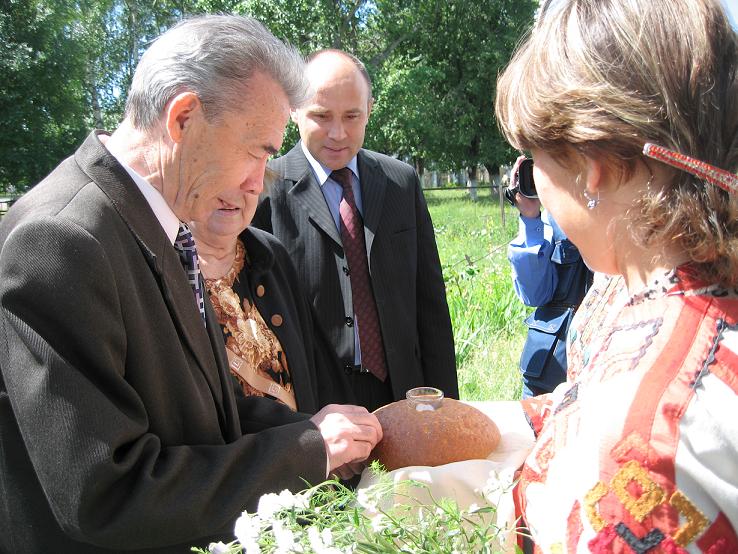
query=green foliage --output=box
[192,465,519,553]
[80,0,215,129]
[235,0,368,52]
[365,0,537,174]
[368,55,446,163]
[0,0,212,192]
[426,188,528,401]
[2,0,537,189]
[0,0,91,192]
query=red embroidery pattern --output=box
[611,431,650,466]
[698,512,738,553]
[520,270,738,550]
[596,319,663,380]
[566,500,583,553]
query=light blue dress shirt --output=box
[300,141,364,365]
[507,210,558,307]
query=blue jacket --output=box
[508,212,593,393]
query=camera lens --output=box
[518,159,537,198]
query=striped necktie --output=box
[173,223,206,324]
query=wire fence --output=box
[421,182,511,227]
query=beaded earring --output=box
[583,189,600,210]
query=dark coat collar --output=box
[75,131,173,267]
[74,131,230,430]
[279,143,387,251]
[238,226,276,274]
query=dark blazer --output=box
[0,132,326,553]
[232,227,353,411]
[252,144,458,403]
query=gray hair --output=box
[125,14,310,131]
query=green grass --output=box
[425,186,529,401]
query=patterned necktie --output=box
[173,223,206,324]
[331,168,388,381]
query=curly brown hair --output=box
[495,0,738,287]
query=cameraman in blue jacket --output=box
[506,156,593,398]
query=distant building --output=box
[0,196,19,219]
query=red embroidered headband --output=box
[643,143,738,195]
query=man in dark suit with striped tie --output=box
[253,49,458,412]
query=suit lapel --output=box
[75,132,227,425]
[284,146,342,246]
[357,150,387,257]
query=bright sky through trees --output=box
[724,0,738,28]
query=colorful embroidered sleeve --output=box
[675,366,738,547]
[518,268,738,551]
[519,380,570,437]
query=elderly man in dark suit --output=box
[0,16,381,553]
[252,50,458,412]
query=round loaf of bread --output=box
[370,391,501,471]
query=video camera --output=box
[504,158,537,207]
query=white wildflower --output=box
[356,487,379,512]
[320,528,333,547]
[234,512,263,554]
[296,488,313,505]
[256,493,282,519]
[207,542,231,554]
[307,526,323,550]
[272,519,301,553]
[476,471,505,504]
[257,489,307,520]
[292,490,311,511]
[305,523,346,554]
[468,503,480,514]
[370,513,389,532]
[242,539,261,554]
[307,526,336,553]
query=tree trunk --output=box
[124,0,140,87]
[484,163,497,190]
[414,157,425,179]
[467,166,478,202]
[88,64,104,129]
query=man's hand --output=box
[511,155,541,218]
[310,404,383,477]
[330,461,367,481]
[515,193,541,218]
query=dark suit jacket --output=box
[231,227,352,411]
[252,144,458,403]
[0,132,326,553]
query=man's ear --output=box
[165,92,202,143]
[366,97,374,119]
[289,109,300,125]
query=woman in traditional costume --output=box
[493,0,738,549]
